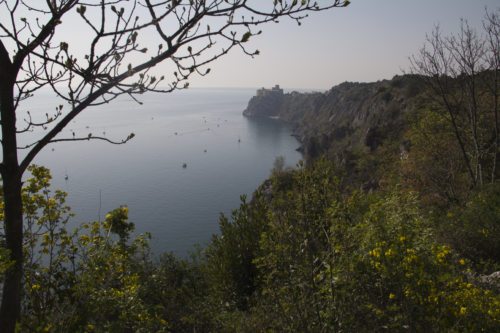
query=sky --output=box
[188,0,499,90]
[1,0,498,91]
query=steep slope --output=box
[244,75,427,186]
[244,75,425,157]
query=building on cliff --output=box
[256,84,283,97]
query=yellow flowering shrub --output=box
[354,191,500,331]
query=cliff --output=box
[244,75,425,159]
[243,85,285,118]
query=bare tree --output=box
[484,9,500,184]
[410,8,500,189]
[0,0,350,331]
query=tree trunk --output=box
[0,73,23,333]
[0,175,23,333]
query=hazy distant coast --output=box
[243,75,424,165]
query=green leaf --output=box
[241,32,252,43]
[65,58,73,69]
[77,5,86,15]
[60,42,68,52]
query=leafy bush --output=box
[442,184,500,273]
[10,166,167,332]
[2,162,499,332]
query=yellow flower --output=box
[427,295,438,303]
[399,235,406,242]
[369,248,381,258]
[436,245,451,263]
[458,258,466,265]
[459,307,467,316]
[31,284,41,291]
[389,293,396,299]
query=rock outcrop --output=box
[244,75,425,162]
[243,85,285,118]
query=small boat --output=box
[182,163,187,168]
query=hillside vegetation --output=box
[244,75,426,187]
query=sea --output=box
[17,88,302,256]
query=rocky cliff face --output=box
[243,92,284,118]
[244,75,425,161]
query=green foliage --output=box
[12,166,167,332]
[199,160,500,332]
[66,217,164,333]
[204,193,270,312]
[103,206,135,244]
[349,191,499,332]
[138,252,213,333]
[21,165,76,332]
[402,108,469,205]
[240,32,251,43]
[3,159,499,332]
[254,159,342,332]
[442,184,500,273]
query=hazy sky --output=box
[190,0,499,90]
[2,0,498,91]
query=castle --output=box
[256,84,284,97]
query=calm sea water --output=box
[18,88,301,255]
